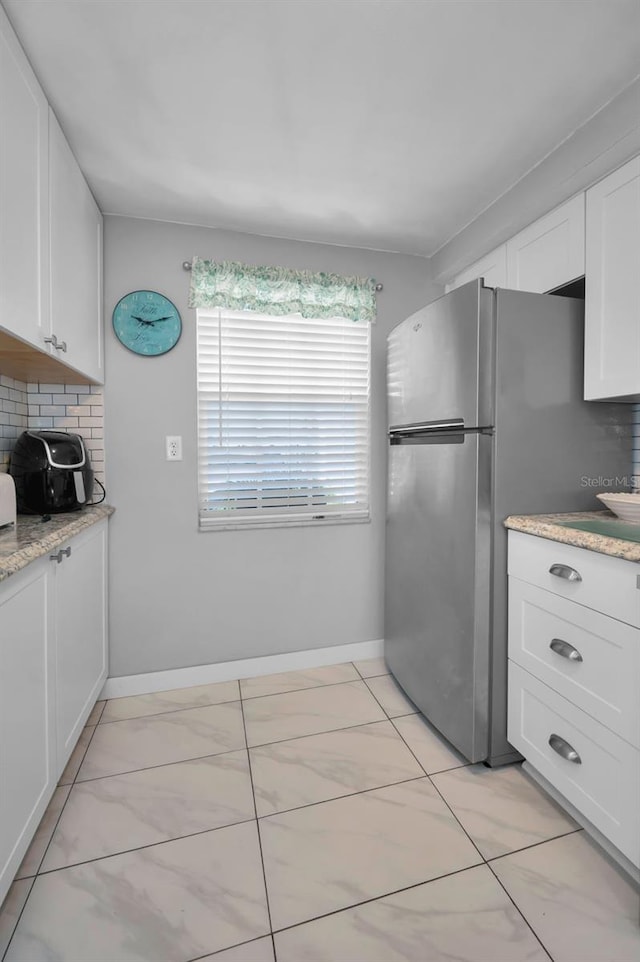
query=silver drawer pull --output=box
[549,638,583,662]
[548,733,581,764]
[549,563,582,582]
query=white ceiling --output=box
[3,0,640,256]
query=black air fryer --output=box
[9,431,94,514]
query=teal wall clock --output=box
[112,290,182,356]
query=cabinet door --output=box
[506,194,585,293]
[0,559,54,906]
[49,110,104,383]
[0,7,50,349]
[584,156,640,401]
[54,521,108,768]
[445,244,507,293]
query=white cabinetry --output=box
[0,6,50,350]
[447,195,585,296]
[54,521,108,768]
[0,519,108,904]
[0,558,54,906]
[0,9,103,384]
[506,194,585,294]
[445,244,507,293]
[49,111,104,383]
[584,156,640,401]
[507,531,640,872]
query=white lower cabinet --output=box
[0,558,54,905]
[507,531,640,872]
[0,519,108,904]
[54,522,108,768]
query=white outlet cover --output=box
[165,435,183,460]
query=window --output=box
[197,309,371,529]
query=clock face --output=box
[112,291,182,356]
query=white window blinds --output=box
[197,309,371,529]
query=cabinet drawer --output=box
[509,578,640,746]
[508,531,640,626]
[508,662,640,867]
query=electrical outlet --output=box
[165,436,182,461]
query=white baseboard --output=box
[100,638,384,700]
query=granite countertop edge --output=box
[504,511,640,563]
[0,505,115,584]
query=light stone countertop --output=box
[0,504,114,583]
[504,510,640,563]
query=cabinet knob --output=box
[549,638,583,662]
[44,334,67,353]
[49,546,71,564]
[549,563,582,582]
[548,733,581,764]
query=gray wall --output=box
[104,216,439,677]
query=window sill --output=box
[198,513,371,532]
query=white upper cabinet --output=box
[584,156,640,402]
[49,110,104,383]
[0,7,50,349]
[445,244,507,292]
[506,194,585,294]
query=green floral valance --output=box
[188,257,377,322]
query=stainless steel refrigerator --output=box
[385,280,631,766]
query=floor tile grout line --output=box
[92,699,107,725]
[486,826,584,864]
[23,721,101,880]
[32,815,257,878]
[70,744,249,785]
[385,719,488,866]
[97,672,376,726]
[1,876,36,962]
[266,860,487,938]
[61,716,407,787]
[387,715,467,779]
[2,719,98,960]
[256,773,430,822]
[238,697,275,937]
[98,690,241,725]
[185,933,273,962]
[240,673,370,704]
[486,857,555,961]
[72,716,407,786]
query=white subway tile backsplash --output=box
[38,383,67,394]
[0,377,106,482]
[39,405,67,417]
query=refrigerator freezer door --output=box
[387,281,493,431]
[385,430,492,763]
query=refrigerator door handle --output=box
[389,419,463,436]
[389,423,493,441]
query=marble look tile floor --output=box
[1,658,638,962]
